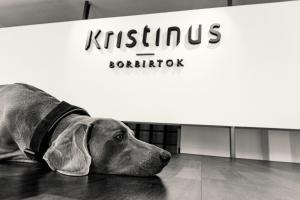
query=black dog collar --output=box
[24,101,90,162]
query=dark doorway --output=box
[125,123,181,153]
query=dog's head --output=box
[43,118,171,176]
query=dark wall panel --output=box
[89,0,227,19]
[125,123,180,153]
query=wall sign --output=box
[1,1,300,129]
[85,24,221,68]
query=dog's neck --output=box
[49,114,92,145]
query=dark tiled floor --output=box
[1,154,300,200]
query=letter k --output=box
[85,30,101,50]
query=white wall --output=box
[0,1,300,129]
[181,126,230,157]
[290,131,300,162]
[181,126,300,163]
[235,128,269,160]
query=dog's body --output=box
[0,83,171,176]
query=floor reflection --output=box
[85,175,167,200]
[2,154,300,200]
[0,162,167,200]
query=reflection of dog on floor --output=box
[0,83,171,176]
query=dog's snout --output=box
[160,151,171,165]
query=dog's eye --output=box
[114,133,125,142]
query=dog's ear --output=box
[43,123,93,176]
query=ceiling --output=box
[0,0,229,27]
[0,0,295,28]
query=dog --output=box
[0,83,171,176]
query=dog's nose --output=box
[160,151,171,165]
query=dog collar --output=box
[24,101,90,163]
